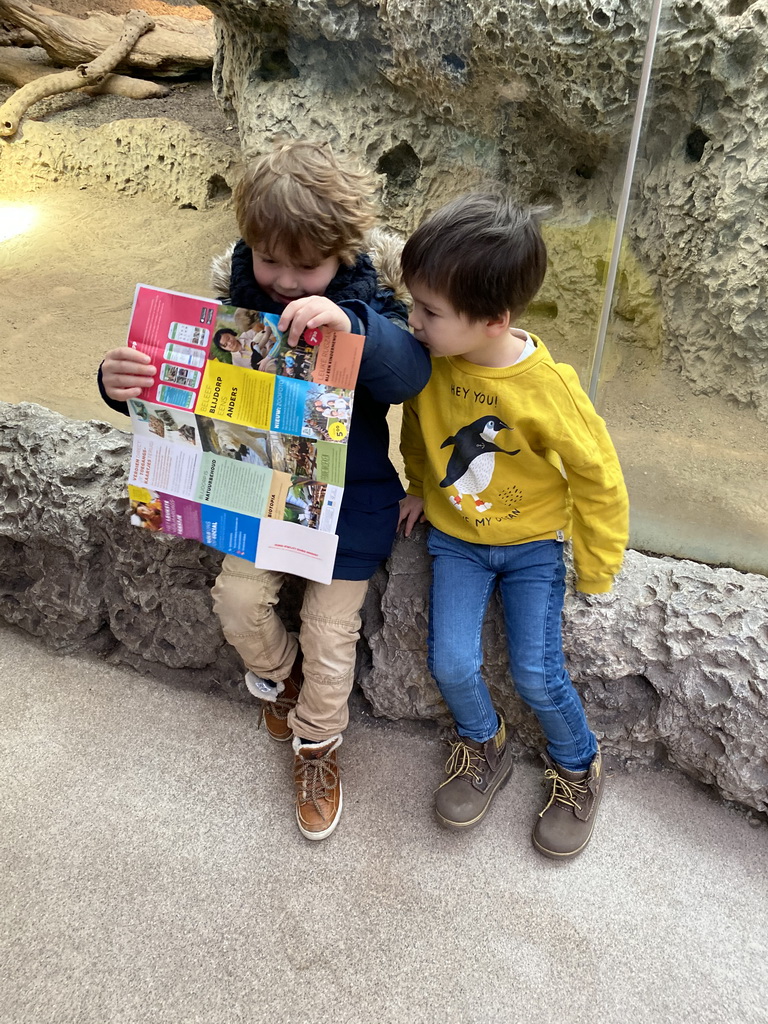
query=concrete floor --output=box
[1,623,766,1024]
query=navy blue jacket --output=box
[99,241,431,579]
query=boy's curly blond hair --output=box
[234,140,378,267]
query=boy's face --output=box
[252,243,340,305]
[408,283,508,365]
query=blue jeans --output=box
[426,528,597,772]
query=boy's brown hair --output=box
[234,140,377,266]
[401,193,548,321]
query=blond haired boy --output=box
[99,141,430,841]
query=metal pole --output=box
[587,0,665,402]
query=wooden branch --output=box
[0,1,214,75]
[0,9,154,135]
[0,49,170,99]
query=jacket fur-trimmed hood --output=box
[210,227,409,307]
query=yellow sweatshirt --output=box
[400,337,629,594]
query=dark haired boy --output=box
[398,193,628,859]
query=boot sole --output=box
[265,728,293,743]
[296,784,343,842]
[435,760,513,831]
[532,817,596,860]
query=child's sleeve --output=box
[97,363,129,417]
[565,453,629,594]
[544,367,629,594]
[399,398,426,497]
[340,299,430,405]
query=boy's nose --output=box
[408,313,421,331]
[276,271,299,291]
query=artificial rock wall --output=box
[204,0,768,417]
[2,401,766,815]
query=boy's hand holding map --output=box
[278,295,352,345]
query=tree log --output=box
[0,49,170,99]
[0,9,155,135]
[0,1,214,75]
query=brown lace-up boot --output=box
[292,735,343,841]
[532,747,604,860]
[434,718,513,830]
[245,649,303,742]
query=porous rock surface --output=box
[1,401,766,814]
[0,402,241,694]
[204,0,768,416]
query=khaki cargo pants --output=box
[211,554,368,743]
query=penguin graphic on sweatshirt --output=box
[439,416,520,513]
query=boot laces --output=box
[439,740,487,788]
[539,767,588,817]
[256,691,298,730]
[296,750,340,816]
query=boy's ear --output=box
[485,310,511,336]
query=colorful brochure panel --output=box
[200,507,260,562]
[124,285,363,583]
